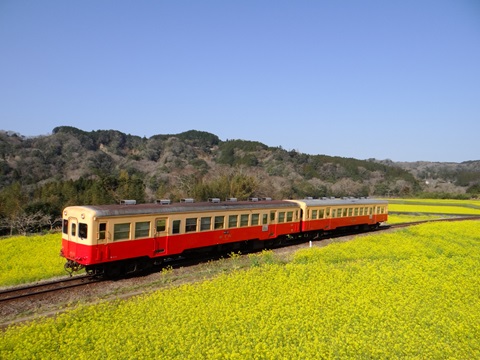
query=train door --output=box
[325,207,332,230]
[261,213,269,232]
[268,210,276,238]
[96,221,108,261]
[66,217,79,258]
[154,217,168,255]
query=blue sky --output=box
[1,1,479,162]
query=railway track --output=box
[0,275,100,303]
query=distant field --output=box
[385,199,480,216]
[2,221,479,359]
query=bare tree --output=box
[1,211,52,236]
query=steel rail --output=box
[0,275,100,303]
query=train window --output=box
[348,208,353,216]
[270,211,276,222]
[354,208,359,216]
[63,220,68,234]
[186,218,197,232]
[97,223,107,240]
[214,216,224,229]
[71,223,76,236]
[331,209,336,218]
[228,215,238,228]
[287,211,293,222]
[156,218,167,233]
[278,212,285,223]
[135,221,150,239]
[79,223,88,239]
[114,223,130,241]
[200,217,211,231]
[336,208,341,218]
[262,214,268,225]
[172,220,181,234]
[326,208,331,218]
[98,223,106,240]
[312,210,317,220]
[251,213,259,226]
[240,214,249,227]
[319,209,325,219]
[359,208,364,216]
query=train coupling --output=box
[64,260,85,276]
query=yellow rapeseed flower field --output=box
[0,233,66,287]
[2,221,480,359]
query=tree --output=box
[117,170,146,203]
[13,211,51,235]
[0,182,28,234]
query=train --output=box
[60,197,388,276]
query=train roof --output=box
[290,197,388,207]
[66,199,298,218]
[64,197,387,218]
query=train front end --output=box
[60,206,98,275]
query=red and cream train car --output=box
[61,197,388,276]
[288,197,388,235]
[61,198,301,276]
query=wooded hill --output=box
[0,126,479,234]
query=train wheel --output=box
[86,267,96,276]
